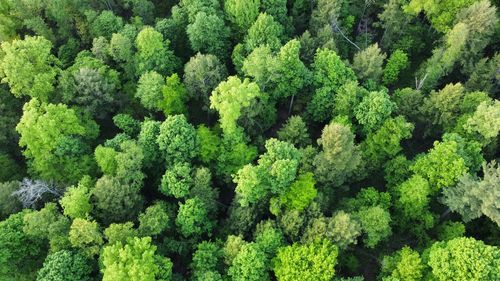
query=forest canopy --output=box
[0,0,499,280]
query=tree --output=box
[411,139,468,192]
[427,237,499,281]
[245,13,283,52]
[160,162,192,198]
[68,218,103,258]
[210,76,263,136]
[94,140,145,190]
[308,49,357,122]
[234,139,300,206]
[191,241,223,279]
[277,172,317,212]
[271,39,310,102]
[272,239,339,281]
[134,27,179,77]
[420,83,465,133]
[104,222,138,245]
[313,122,362,186]
[183,53,227,110]
[277,116,311,147]
[136,71,164,111]
[138,201,170,237]
[87,10,124,39]
[381,247,424,281]
[354,90,396,133]
[356,206,392,248]
[157,114,198,163]
[0,36,59,101]
[394,175,435,229]
[101,237,173,281]
[176,197,213,237]
[138,120,162,169]
[16,99,98,184]
[405,0,477,33]
[161,73,188,116]
[392,88,424,123]
[253,220,285,257]
[37,250,92,281]
[443,161,499,226]
[92,176,144,225]
[383,50,409,85]
[23,200,70,252]
[301,211,361,250]
[227,243,269,281]
[59,177,93,219]
[352,43,387,83]
[197,125,221,164]
[224,0,260,36]
[216,134,258,182]
[0,181,22,219]
[464,100,500,146]
[187,12,230,59]
[312,48,357,90]
[0,211,45,280]
[362,116,414,170]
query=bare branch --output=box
[11,178,62,209]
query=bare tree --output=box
[11,178,62,208]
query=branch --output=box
[331,21,361,51]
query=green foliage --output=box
[0,36,58,100]
[224,0,261,35]
[68,218,103,258]
[234,139,300,206]
[356,206,392,248]
[101,237,173,281]
[352,43,387,83]
[161,73,188,116]
[37,250,92,281]
[183,53,227,110]
[138,201,170,236]
[16,99,98,184]
[104,222,138,245]
[187,12,230,59]
[135,27,179,77]
[92,175,144,225]
[411,139,468,192]
[210,76,263,136]
[443,161,499,226]
[278,172,317,212]
[22,203,70,252]
[313,48,357,90]
[197,125,221,164]
[228,243,269,281]
[191,241,222,279]
[314,122,362,186]
[0,211,45,279]
[277,116,310,147]
[136,71,164,111]
[160,162,192,198]
[302,211,361,250]
[381,247,424,281]
[59,179,93,218]
[362,116,414,170]
[273,239,339,281]
[157,114,198,163]
[176,197,213,237]
[427,237,499,281]
[245,13,283,52]
[355,90,396,133]
[383,50,409,85]
[405,0,477,33]
[0,181,22,219]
